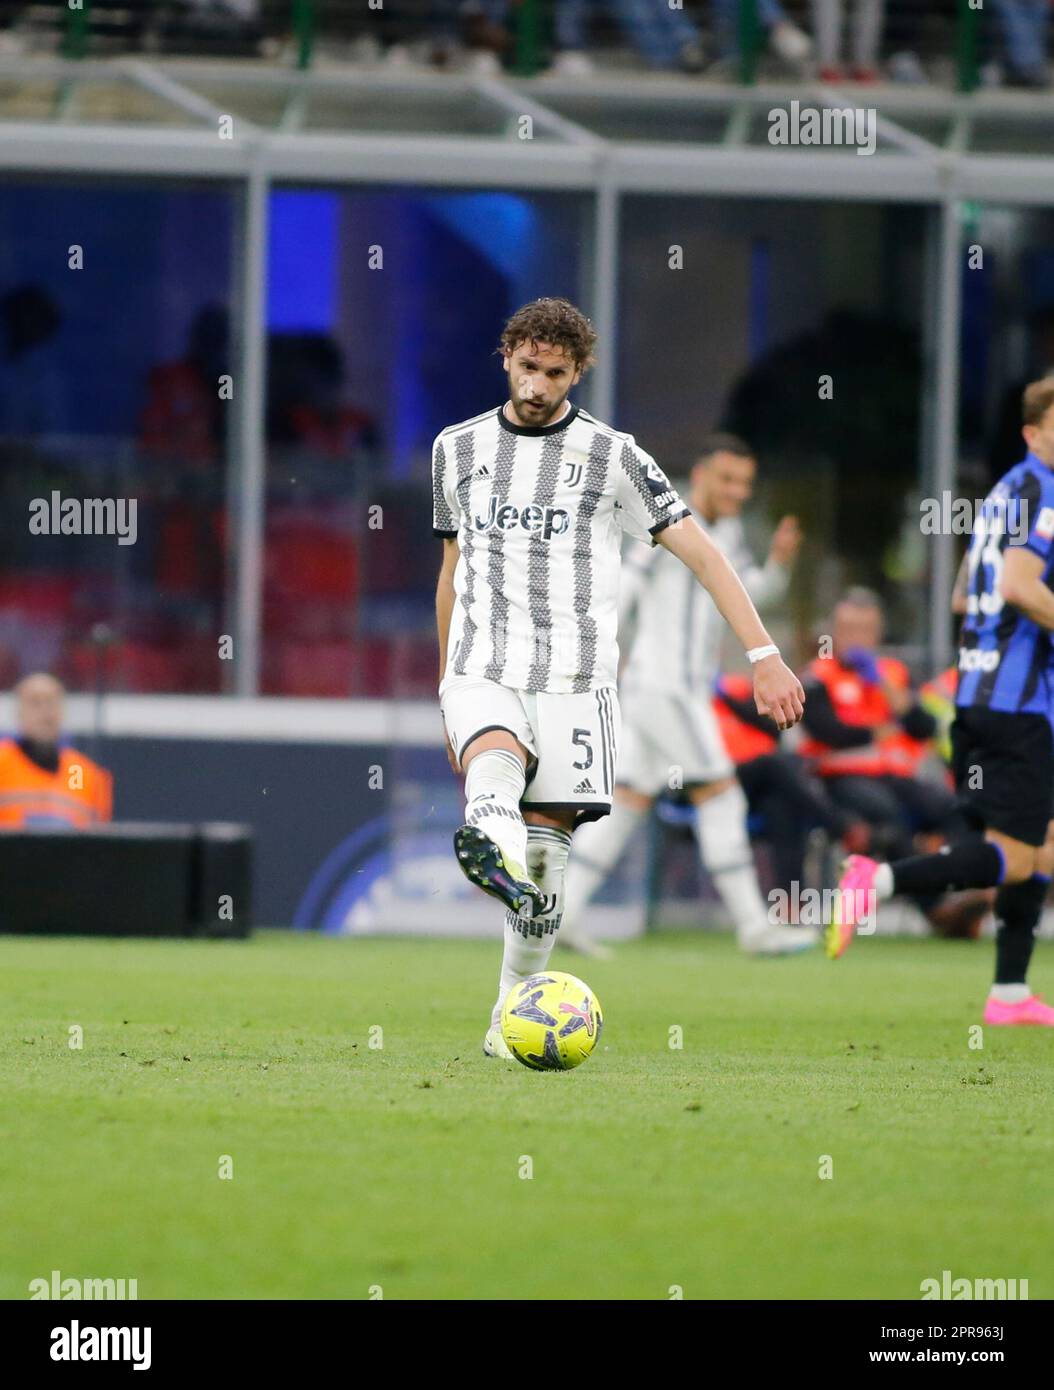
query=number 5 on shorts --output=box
[572,727,593,771]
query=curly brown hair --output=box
[499,298,597,373]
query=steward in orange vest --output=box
[0,672,113,829]
[712,672,779,765]
[798,652,937,780]
[0,737,112,828]
[711,672,872,900]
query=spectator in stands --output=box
[138,304,230,610]
[990,0,1050,88]
[441,0,709,75]
[810,0,885,81]
[139,303,229,467]
[550,0,707,74]
[0,673,112,829]
[710,0,813,73]
[0,284,69,439]
[266,333,377,461]
[798,588,965,911]
[0,5,24,56]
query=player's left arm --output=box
[658,515,804,730]
[1001,547,1054,631]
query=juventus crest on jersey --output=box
[432,403,689,694]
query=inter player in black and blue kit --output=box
[827,378,1054,1026]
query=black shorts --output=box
[950,706,1054,847]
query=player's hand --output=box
[768,515,803,567]
[753,654,806,730]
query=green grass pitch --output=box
[3,929,1052,1300]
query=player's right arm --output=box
[994,479,1054,630]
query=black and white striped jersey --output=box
[432,402,689,694]
[619,514,789,697]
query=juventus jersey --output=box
[432,402,689,694]
[620,513,789,697]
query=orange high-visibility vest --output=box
[0,738,113,828]
[712,674,779,766]
[798,656,930,779]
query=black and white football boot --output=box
[452,824,545,919]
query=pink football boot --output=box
[825,855,880,960]
[983,995,1054,1027]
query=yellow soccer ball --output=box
[501,971,603,1071]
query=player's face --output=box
[1023,403,1054,465]
[17,677,64,743]
[503,341,581,427]
[693,452,756,520]
[833,602,882,653]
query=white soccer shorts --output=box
[616,688,734,796]
[440,673,621,823]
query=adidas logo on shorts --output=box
[572,777,596,795]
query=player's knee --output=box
[614,784,653,814]
[1034,823,1054,878]
[988,832,1038,884]
[687,776,736,806]
[461,729,529,771]
[524,808,577,833]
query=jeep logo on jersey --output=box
[472,497,570,539]
[959,647,1000,673]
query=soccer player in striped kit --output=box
[560,434,816,958]
[829,378,1054,1026]
[433,299,806,1058]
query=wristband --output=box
[747,644,780,664]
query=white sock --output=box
[493,825,571,1025]
[989,983,1031,1004]
[562,799,646,937]
[694,782,771,943]
[874,863,894,900]
[464,748,529,876]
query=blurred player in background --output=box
[433,301,806,1059]
[0,673,112,828]
[828,379,1054,1025]
[559,434,814,957]
[811,0,885,81]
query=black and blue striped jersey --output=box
[957,454,1054,721]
